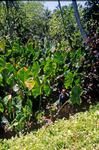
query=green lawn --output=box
[0,104,99,150]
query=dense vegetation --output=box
[0,0,99,136]
[0,104,99,150]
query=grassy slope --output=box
[0,104,99,150]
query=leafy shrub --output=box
[0,38,84,130]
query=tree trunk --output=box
[72,0,87,41]
[58,0,73,48]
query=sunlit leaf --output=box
[32,80,41,97]
[3,95,12,106]
[32,61,40,77]
[25,78,35,90]
[17,67,30,82]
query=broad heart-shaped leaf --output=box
[32,86,41,97]
[17,67,30,83]
[0,103,4,112]
[24,78,35,90]
[31,61,40,77]
[70,85,82,105]
[64,71,74,88]
[32,80,41,97]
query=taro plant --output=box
[0,38,84,131]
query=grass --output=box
[0,104,99,150]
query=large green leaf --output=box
[70,85,82,105]
[17,67,30,83]
[32,61,40,77]
[64,71,74,88]
[32,80,41,97]
[32,86,41,97]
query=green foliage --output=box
[49,5,82,49]
[70,85,82,104]
[0,0,97,133]
[32,61,40,77]
[54,51,65,64]
[44,83,51,96]
[0,36,84,128]
[64,72,74,88]
[0,1,49,48]
[44,58,57,77]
